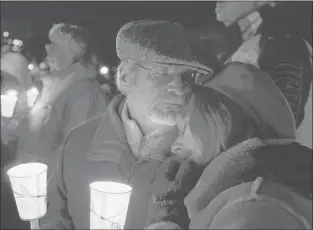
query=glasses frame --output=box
[134,63,210,86]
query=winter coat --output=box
[39,94,146,229]
[187,138,312,229]
[147,138,312,229]
[16,69,111,177]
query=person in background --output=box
[1,51,36,150]
[40,20,218,229]
[196,1,312,147]
[256,2,312,148]
[1,43,12,56]
[1,68,30,230]
[146,62,311,229]
[15,23,111,177]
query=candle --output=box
[89,181,132,229]
[7,163,48,221]
[1,91,18,117]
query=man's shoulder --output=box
[65,115,104,144]
[61,94,127,160]
[63,94,126,150]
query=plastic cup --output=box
[89,181,132,229]
[7,163,48,220]
[1,94,18,117]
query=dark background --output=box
[1,1,216,67]
[1,1,312,68]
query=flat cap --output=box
[116,20,220,75]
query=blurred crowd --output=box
[1,1,312,229]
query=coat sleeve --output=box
[39,91,97,152]
[189,178,312,229]
[39,136,75,229]
[207,198,311,229]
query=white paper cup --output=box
[7,163,48,220]
[89,181,132,229]
[1,94,18,117]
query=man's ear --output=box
[118,65,135,93]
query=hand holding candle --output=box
[7,163,48,229]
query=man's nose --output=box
[167,75,191,96]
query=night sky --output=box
[1,1,312,67]
[1,1,216,67]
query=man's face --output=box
[45,41,75,72]
[127,62,195,127]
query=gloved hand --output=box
[125,158,163,229]
[146,156,204,229]
[215,1,273,27]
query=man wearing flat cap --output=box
[40,20,218,229]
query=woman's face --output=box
[170,92,223,164]
[171,120,201,159]
[170,110,214,164]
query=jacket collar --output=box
[87,94,136,179]
[121,101,144,158]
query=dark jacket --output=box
[187,138,312,229]
[40,94,154,229]
[147,138,312,229]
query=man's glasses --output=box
[135,63,211,86]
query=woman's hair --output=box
[190,86,279,156]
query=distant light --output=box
[13,39,19,46]
[28,64,34,70]
[99,66,109,75]
[3,31,9,37]
[13,39,23,46]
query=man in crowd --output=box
[42,3,311,229]
[16,23,111,177]
[40,20,218,229]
